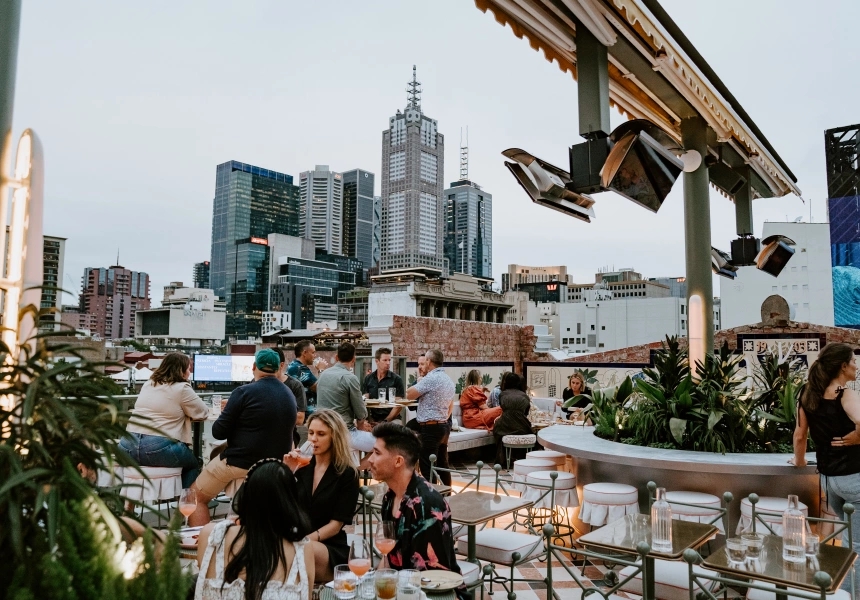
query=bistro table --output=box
[318,585,455,600]
[703,534,856,599]
[446,491,534,564]
[578,514,717,600]
[365,399,417,426]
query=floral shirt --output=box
[381,474,462,575]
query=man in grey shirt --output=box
[316,342,375,468]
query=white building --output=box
[299,165,343,255]
[261,311,291,335]
[135,285,226,348]
[720,222,833,328]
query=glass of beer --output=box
[374,569,398,600]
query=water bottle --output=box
[651,487,673,552]
[782,494,806,563]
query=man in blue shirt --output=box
[287,339,328,415]
[406,349,455,484]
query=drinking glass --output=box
[805,533,820,557]
[374,569,398,600]
[397,569,420,600]
[379,389,388,402]
[374,521,397,568]
[334,565,358,600]
[741,533,764,560]
[348,539,372,578]
[725,537,746,563]
[178,488,197,528]
[296,441,314,467]
[388,388,397,402]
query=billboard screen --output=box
[829,195,860,328]
[193,355,255,382]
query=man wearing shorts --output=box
[188,349,296,525]
[316,342,375,469]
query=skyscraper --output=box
[39,235,66,332]
[342,169,376,272]
[193,261,210,290]
[372,195,381,270]
[79,265,150,339]
[380,66,445,273]
[443,138,492,279]
[299,165,343,255]
[209,160,300,339]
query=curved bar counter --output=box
[538,425,820,530]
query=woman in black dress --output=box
[492,373,534,465]
[284,408,359,583]
[559,372,592,420]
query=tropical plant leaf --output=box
[669,418,687,444]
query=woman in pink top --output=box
[120,353,209,487]
[459,369,502,430]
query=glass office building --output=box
[269,257,357,329]
[444,179,493,279]
[342,169,376,276]
[209,161,300,338]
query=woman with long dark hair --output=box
[492,372,534,465]
[283,409,359,583]
[459,369,502,430]
[195,459,314,600]
[120,352,209,487]
[793,343,860,594]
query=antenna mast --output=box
[406,65,421,111]
[460,127,469,181]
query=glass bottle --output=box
[782,494,806,563]
[651,487,673,552]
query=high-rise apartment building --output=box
[299,165,343,255]
[193,261,210,289]
[380,67,445,273]
[209,160,300,339]
[39,235,66,332]
[342,169,376,273]
[444,180,492,279]
[372,196,381,270]
[79,265,150,339]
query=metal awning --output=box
[474,0,801,200]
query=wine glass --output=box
[374,521,396,568]
[348,538,372,578]
[178,488,197,528]
[296,441,314,467]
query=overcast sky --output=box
[11,0,860,305]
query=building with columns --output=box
[368,271,511,324]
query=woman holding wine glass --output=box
[284,409,359,583]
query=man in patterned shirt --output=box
[369,422,463,586]
[287,339,327,415]
[406,349,455,482]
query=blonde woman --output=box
[283,409,359,582]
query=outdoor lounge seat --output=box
[620,558,717,600]
[580,482,639,527]
[666,490,724,534]
[456,528,544,564]
[457,560,480,586]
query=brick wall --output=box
[388,316,541,373]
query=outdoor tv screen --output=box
[193,355,255,382]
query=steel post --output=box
[681,117,714,359]
[575,21,610,139]
[734,166,754,236]
[0,0,20,179]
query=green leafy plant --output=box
[575,376,634,441]
[0,320,192,598]
[750,351,805,451]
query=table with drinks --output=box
[365,388,416,426]
[446,491,534,564]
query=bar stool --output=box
[737,495,808,535]
[525,450,567,472]
[502,434,536,470]
[121,466,183,525]
[511,458,556,491]
[666,491,725,534]
[524,471,579,544]
[580,482,639,527]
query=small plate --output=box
[419,570,463,591]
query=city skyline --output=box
[13,0,860,304]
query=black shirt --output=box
[294,457,359,565]
[562,386,592,413]
[803,388,860,476]
[212,376,297,469]
[362,370,405,422]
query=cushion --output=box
[525,471,576,490]
[457,528,544,565]
[740,496,808,521]
[526,450,567,467]
[666,491,721,516]
[502,434,536,446]
[123,466,183,479]
[583,482,638,505]
[122,466,183,502]
[620,558,717,600]
[457,560,480,586]
[513,458,556,476]
[747,585,850,600]
[449,429,492,443]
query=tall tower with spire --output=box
[379,66,445,274]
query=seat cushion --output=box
[620,558,716,600]
[526,450,567,467]
[740,496,808,521]
[525,471,576,490]
[747,585,850,600]
[502,434,536,445]
[449,429,492,443]
[456,528,544,565]
[512,458,556,476]
[583,482,638,504]
[666,491,720,516]
[123,466,183,479]
[457,560,480,586]
[122,466,183,502]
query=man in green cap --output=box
[188,349,297,525]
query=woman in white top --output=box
[120,352,209,487]
[195,459,315,600]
